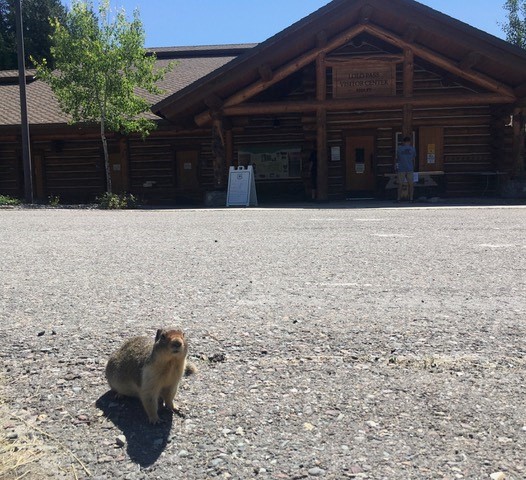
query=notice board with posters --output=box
[237,146,302,180]
[226,166,258,207]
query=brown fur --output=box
[105,328,191,424]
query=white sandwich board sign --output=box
[226,166,258,207]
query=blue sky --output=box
[64,1,508,47]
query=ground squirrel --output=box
[105,328,195,424]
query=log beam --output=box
[325,54,404,66]
[364,24,515,98]
[194,24,367,126]
[222,93,515,116]
[204,94,224,110]
[258,63,273,82]
[403,48,414,98]
[196,23,515,128]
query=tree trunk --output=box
[101,117,112,194]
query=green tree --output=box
[0,0,67,69]
[502,0,526,48]
[33,0,171,194]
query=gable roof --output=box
[0,45,253,127]
[152,0,526,126]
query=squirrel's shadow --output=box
[96,390,174,467]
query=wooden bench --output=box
[383,171,445,188]
[381,171,445,199]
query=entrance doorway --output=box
[176,150,199,190]
[345,134,376,194]
[109,152,124,193]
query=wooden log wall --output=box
[232,115,311,200]
[233,115,306,147]
[2,43,514,203]
[320,55,507,197]
[128,137,176,201]
[414,105,497,196]
[32,138,105,201]
[0,141,22,197]
[127,133,211,203]
[4,130,218,204]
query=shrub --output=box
[48,195,60,207]
[0,195,21,206]
[96,192,138,209]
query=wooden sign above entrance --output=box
[332,61,396,98]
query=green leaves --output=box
[34,0,170,134]
[502,0,526,49]
[0,0,67,69]
[32,0,173,193]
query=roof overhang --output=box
[152,0,526,127]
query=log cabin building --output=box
[2,0,526,204]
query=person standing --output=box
[395,136,416,202]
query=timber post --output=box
[225,128,234,171]
[211,115,226,189]
[402,48,414,138]
[512,107,525,175]
[403,104,413,139]
[119,137,130,193]
[316,52,328,201]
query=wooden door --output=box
[109,152,123,193]
[419,126,444,172]
[176,150,199,190]
[346,135,375,191]
[32,152,46,201]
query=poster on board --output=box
[226,166,258,207]
[237,146,301,179]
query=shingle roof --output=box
[140,56,238,110]
[0,74,66,125]
[149,44,257,57]
[0,69,35,78]
[0,46,250,126]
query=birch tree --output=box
[34,0,170,194]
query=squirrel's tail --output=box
[184,361,198,377]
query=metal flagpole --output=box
[15,0,33,203]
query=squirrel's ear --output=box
[155,329,164,342]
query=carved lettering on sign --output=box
[332,61,396,98]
